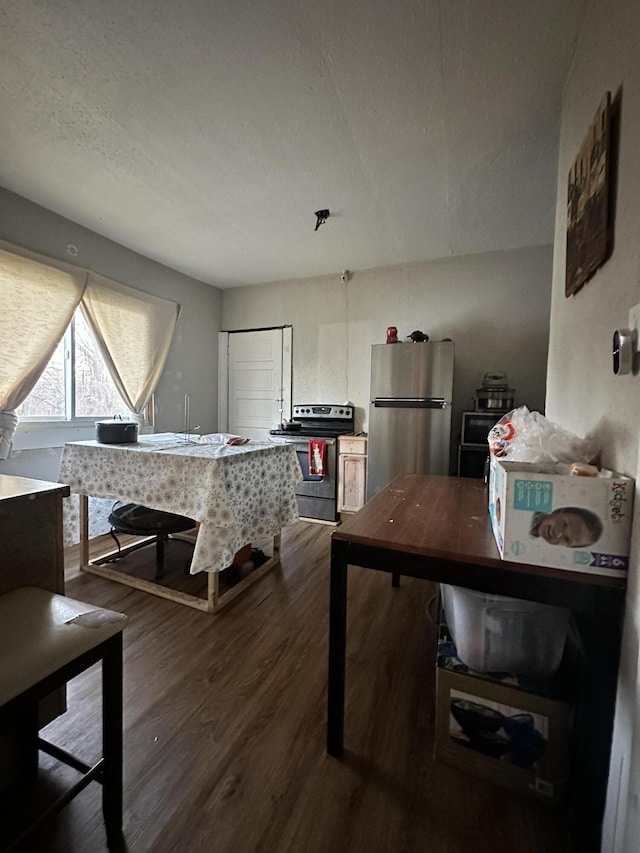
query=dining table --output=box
[59,433,302,612]
[326,473,627,853]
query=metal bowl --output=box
[475,389,515,411]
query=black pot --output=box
[95,419,139,444]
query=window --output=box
[17,309,126,422]
[1,244,179,458]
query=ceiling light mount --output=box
[314,209,330,231]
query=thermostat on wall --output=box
[612,328,634,375]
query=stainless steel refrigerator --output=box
[366,341,454,501]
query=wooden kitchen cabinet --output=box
[338,435,367,514]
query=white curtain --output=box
[0,244,87,458]
[81,273,181,415]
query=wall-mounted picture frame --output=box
[565,92,612,297]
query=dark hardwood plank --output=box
[3,522,569,852]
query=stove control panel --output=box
[293,404,353,420]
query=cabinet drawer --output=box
[338,436,367,455]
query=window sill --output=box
[13,423,152,452]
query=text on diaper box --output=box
[513,479,553,512]
[573,551,629,571]
[609,480,631,525]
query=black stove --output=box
[269,404,354,438]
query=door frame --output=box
[218,326,292,432]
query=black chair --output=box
[108,502,196,579]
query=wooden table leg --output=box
[102,633,124,848]
[327,537,348,756]
[79,494,90,569]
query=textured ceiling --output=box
[0,0,585,287]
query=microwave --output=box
[461,411,504,446]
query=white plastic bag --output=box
[198,433,247,444]
[487,406,598,465]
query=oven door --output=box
[270,435,338,521]
[290,437,336,499]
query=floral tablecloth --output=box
[59,434,302,573]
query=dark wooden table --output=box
[0,474,70,596]
[327,473,626,853]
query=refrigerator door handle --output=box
[372,397,450,409]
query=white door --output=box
[218,327,292,440]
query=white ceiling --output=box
[0,0,585,288]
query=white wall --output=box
[0,187,222,482]
[222,246,553,469]
[546,1,640,849]
[0,189,554,483]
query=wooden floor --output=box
[3,522,570,852]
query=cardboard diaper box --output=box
[488,459,634,577]
[435,667,572,802]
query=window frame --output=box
[14,316,153,450]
